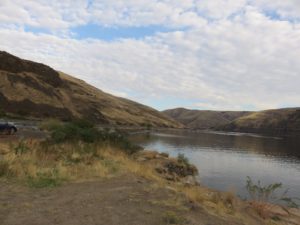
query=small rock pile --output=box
[134,150,199,186]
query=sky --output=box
[0,0,300,111]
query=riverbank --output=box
[1,138,299,225]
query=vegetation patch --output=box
[0,160,10,177]
[177,153,189,166]
[245,176,299,219]
[27,169,64,188]
[43,119,142,155]
[163,211,187,224]
[14,140,30,155]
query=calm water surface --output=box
[131,131,300,199]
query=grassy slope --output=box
[0,51,181,128]
[221,108,300,134]
[164,107,300,135]
[163,108,249,129]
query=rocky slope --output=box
[163,108,249,129]
[0,51,181,128]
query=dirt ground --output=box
[0,174,255,225]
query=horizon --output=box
[0,1,300,111]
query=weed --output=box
[14,140,30,155]
[27,169,63,188]
[245,176,299,218]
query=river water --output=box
[131,130,300,199]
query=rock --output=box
[155,167,166,174]
[164,161,198,177]
[133,150,199,185]
[182,175,199,186]
[136,157,147,162]
[160,152,169,158]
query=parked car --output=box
[0,122,17,135]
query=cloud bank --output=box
[0,0,299,110]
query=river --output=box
[131,130,300,199]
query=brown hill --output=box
[163,108,249,129]
[220,108,300,135]
[0,51,181,128]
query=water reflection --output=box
[131,130,300,198]
[133,130,300,158]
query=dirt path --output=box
[0,175,252,225]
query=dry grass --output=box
[39,118,63,131]
[178,186,237,215]
[0,140,290,225]
[0,140,164,188]
[0,140,235,213]
[1,142,103,183]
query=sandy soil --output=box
[0,174,252,225]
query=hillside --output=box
[163,108,249,129]
[220,108,300,135]
[0,51,181,128]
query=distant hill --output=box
[220,108,300,135]
[0,51,182,128]
[163,107,300,135]
[163,108,249,129]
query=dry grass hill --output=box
[163,108,249,129]
[164,107,300,135]
[221,107,300,135]
[0,51,181,128]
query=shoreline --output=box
[1,138,300,224]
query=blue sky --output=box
[0,0,300,111]
[71,24,178,41]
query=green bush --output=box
[49,120,99,143]
[46,119,142,154]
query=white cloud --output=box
[195,0,247,19]
[252,0,300,19]
[0,1,299,111]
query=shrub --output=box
[245,176,299,218]
[49,120,99,143]
[246,176,299,207]
[46,119,142,154]
[104,131,142,154]
[39,119,62,131]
